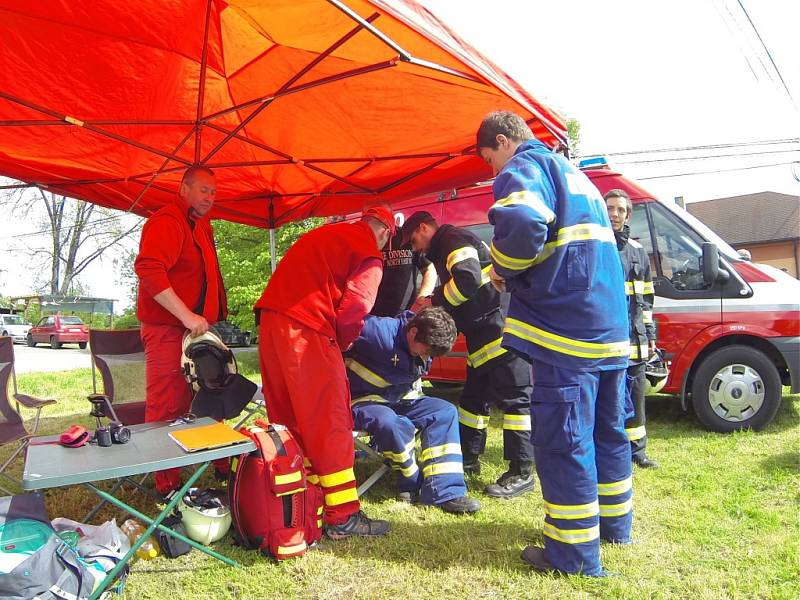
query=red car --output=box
[27,315,89,349]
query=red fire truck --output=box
[385,163,799,433]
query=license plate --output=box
[69,328,81,332]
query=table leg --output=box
[85,461,241,600]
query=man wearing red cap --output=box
[135,165,228,497]
[254,206,394,538]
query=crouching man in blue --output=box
[346,307,481,514]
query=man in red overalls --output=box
[135,166,228,496]
[255,207,394,539]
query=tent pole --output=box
[270,228,277,275]
[269,199,277,274]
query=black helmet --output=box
[181,327,237,392]
[644,348,669,395]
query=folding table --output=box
[23,417,255,600]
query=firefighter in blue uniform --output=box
[400,212,535,498]
[347,307,481,514]
[605,189,659,468]
[476,111,633,576]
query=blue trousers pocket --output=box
[623,374,636,420]
[531,384,580,452]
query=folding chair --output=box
[89,328,147,426]
[354,431,391,496]
[85,328,154,520]
[0,336,56,495]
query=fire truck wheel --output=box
[691,345,782,433]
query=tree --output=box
[5,186,142,295]
[214,218,322,333]
[566,118,582,160]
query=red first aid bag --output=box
[228,420,323,560]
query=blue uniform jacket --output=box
[345,312,429,404]
[488,139,629,372]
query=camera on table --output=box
[87,393,131,447]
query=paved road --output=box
[11,341,257,374]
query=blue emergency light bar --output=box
[578,156,609,170]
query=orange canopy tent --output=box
[0,0,566,228]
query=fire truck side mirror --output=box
[702,242,729,286]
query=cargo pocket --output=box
[530,384,580,452]
[566,243,589,290]
[623,375,636,420]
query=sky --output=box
[1,0,798,310]
[421,0,800,202]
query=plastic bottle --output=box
[120,518,161,560]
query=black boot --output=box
[462,453,481,475]
[484,460,535,498]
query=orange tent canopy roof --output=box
[0,0,566,227]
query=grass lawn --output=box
[4,357,799,600]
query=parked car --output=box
[0,314,31,344]
[27,315,89,349]
[214,321,251,348]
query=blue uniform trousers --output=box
[352,395,466,505]
[530,362,633,576]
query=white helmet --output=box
[181,327,237,392]
[644,348,669,395]
[178,488,231,545]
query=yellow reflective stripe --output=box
[544,500,599,520]
[625,280,648,295]
[599,497,633,518]
[543,523,600,544]
[467,337,507,368]
[276,487,305,497]
[381,439,416,463]
[446,246,479,271]
[443,278,468,307]
[642,281,654,294]
[598,476,633,496]
[492,189,556,224]
[276,541,307,555]
[274,471,302,485]
[422,461,463,478]
[503,413,531,431]
[626,425,646,441]
[490,241,536,271]
[530,223,616,268]
[642,310,653,324]
[629,343,649,361]
[505,318,630,359]
[318,467,356,489]
[480,264,492,286]
[419,443,462,463]
[317,519,323,528]
[458,406,489,430]
[308,474,319,485]
[347,359,391,388]
[351,394,389,406]
[325,487,359,507]
[317,506,324,515]
[394,462,419,478]
[303,457,312,468]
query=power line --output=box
[583,137,799,159]
[613,147,800,165]
[637,160,797,180]
[736,0,796,106]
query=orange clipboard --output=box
[168,421,249,453]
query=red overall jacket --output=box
[135,200,227,326]
[255,220,382,349]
